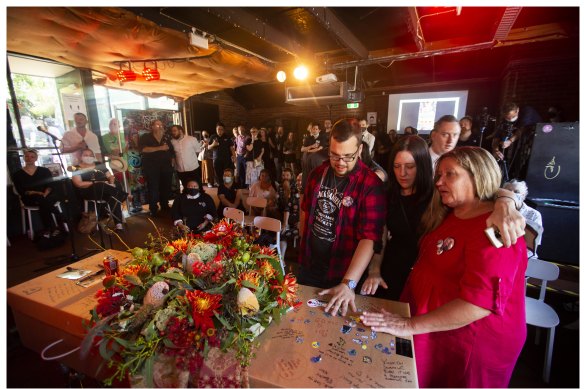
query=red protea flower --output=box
[259,246,276,256]
[185,290,222,333]
[270,274,299,308]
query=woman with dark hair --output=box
[361,135,433,299]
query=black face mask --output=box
[186,188,199,196]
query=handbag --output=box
[78,211,97,234]
[197,149,205,162]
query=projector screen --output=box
[387,90,468,134]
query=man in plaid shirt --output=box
[299,118,386,316]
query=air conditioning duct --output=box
[285,82,348,106]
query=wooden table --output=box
[249,285,418,387]
[8,250,418,387]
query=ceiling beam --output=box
[406,7,425,51]
[493,7,522,40]
[331,22,569,70]
[205,7,308,59]
[306,7,369,60]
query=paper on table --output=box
[57,269,92,280]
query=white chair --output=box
[525,257,561,383]
[84,199,126,230]
[253,216,286,273]
[21,201,67,240]
[223,207,245,226]
[245,196,267,226]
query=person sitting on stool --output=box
[72,149,128,231]
[172,180,217,233]
[12,148,65,238]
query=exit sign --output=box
[347,103,359,109]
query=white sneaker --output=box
[115,223,124,231]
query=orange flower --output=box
[237,271,261,290]
[170,238,189,253]
[258,260,277,279]
[185,290,222,332]
[271,274,299,307]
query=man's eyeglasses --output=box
[329,149,359,162]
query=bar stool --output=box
[21,201,68,240]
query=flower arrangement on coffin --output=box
[81,220,300,387]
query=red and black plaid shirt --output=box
[300,160,386,281]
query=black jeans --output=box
[142,159,173,212]
[213,157,234,187]
[236,154,247,188]
[21,193,61,230]
[78,182,127,224]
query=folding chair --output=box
[223,207,245,226]
[253,216,286,273]
[525,257,561,383]
[245,196,267,226]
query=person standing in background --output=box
[200,130,215,188]
[234,125,250,188]
[358,118,376,156]
[283,131,298,177]
[102,118,126,157]
[208,122,235,187]
[61,112,102,164]
[140,119,174,217]
[273,125,286,180]
[170,124,202,189]
[456,116,480,147]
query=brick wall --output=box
[500,57,579,121]
[186,57,579,133]
[186,90,247,131]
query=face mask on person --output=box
[508,116,518,123]
[186,188,199,196]
[82,156,95,164]
[224,176,233,184]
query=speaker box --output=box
[530,199,579,265]
[525,122,579,202]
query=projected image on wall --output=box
[387,91,468,134]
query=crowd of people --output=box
[13,105,546,387]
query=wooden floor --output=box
[6,210,579,388]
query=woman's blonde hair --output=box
[420,146,501,235]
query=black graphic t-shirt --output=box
[310,169,348,273]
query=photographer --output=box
[491,102,542,180]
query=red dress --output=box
[401,212,527,388]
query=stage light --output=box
[276,70,287,83]
[117,69,137,82]
[142,66,160,81]
[293,65,308,81]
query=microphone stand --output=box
[36,136,98,271]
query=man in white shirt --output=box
[428,115,461,170]
[60,112,102,164]
[170,124,202,188]
[358,118,375,156]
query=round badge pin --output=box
[342,196,354,207]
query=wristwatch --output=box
[341,278,357,291]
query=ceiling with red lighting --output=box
[6,6,579,104]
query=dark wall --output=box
[186,57,578,134]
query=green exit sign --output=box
[346,103,359,109]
